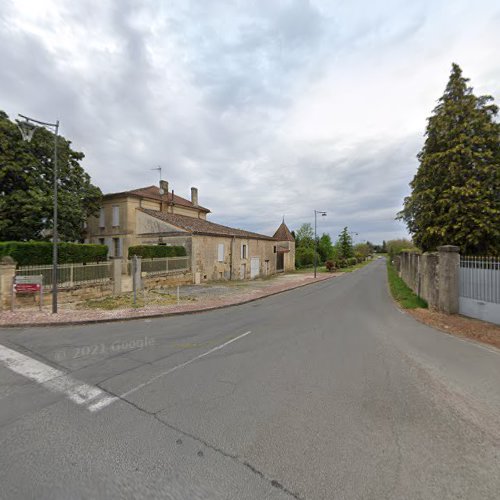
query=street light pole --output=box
[314,210,327,278]
[18,114,60,313]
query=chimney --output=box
[159,180,168,194]
[191,187,199,207]
[159,180,168,211]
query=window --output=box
[98,238,105,245]
[99,207,105,228]
[112,205,120,227]
[241,244,247,259]
[113,237,121,257]
[217,243,224,262]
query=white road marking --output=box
[1,331,252,414]
[0,344,113,411]
[90,330,253,412]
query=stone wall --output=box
[191,234,277,281]
[143,271,193,289]
[0,257,191,310]
[10,282,114,309]
[397,245,459,313]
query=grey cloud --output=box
[1,0,499,245]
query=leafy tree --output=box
[317,233,334,263]
[336,226,354,259]
[295,223,314,249]
[354,242,371,259]
[386,238,416,259]
[0,111,102,242]
[398,64,500,254]
[295,246,315,268]
[381,240,387,253]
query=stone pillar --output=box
[132,256,142,292]
[0,257,16,311]
[111,258,122,296]
[400,252,409,282]
[421,252,439,309]
[438,245,460,314]
[393,255,401,272]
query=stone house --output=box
[86,181,295,281]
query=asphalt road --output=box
[0,259,499,500]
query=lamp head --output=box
[17,119,36,142]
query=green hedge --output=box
[0,241,108,266]
[128,245,187,259]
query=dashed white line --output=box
[90,330,253,412]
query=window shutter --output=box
[99,208,105,227]
[112,206,120,226]
[218,243,224,262]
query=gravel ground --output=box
[408,308,500,350]
[0,272,337,326]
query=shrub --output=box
[337,258,347,268]
[325,260,336,272]
[0,241,108,266]
[295,246,316,268]
[128,245,187,259]
[354,252,364,263]
[386,239,417,259]
[347,257,358,266]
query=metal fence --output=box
[16,261,112,289]
[459,256,500,304]
[137,256,190,277]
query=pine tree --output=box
[336,227,353,259]
[398,64,500,255]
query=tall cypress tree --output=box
[398,64,500,255]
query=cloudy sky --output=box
[1,0,499,243]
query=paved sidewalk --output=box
[0,272,338,327]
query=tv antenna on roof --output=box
[151,166,163,193]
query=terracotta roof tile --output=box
[140,209,276,241]
[105,185,210,212]
[273,222,295,241]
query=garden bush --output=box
[128,245,187,259]
[295,246,316,268]
[0,241,108,266]
[325,260,337,272]
[347,257,358,266]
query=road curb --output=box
[0,274,337,329]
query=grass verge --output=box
[386,258,427,309]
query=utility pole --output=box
[17,114,60,313]
[314,210,327,278]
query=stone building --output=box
[86,181,295,281]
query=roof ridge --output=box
[139,208,275,240]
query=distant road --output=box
[0,259,499,499]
